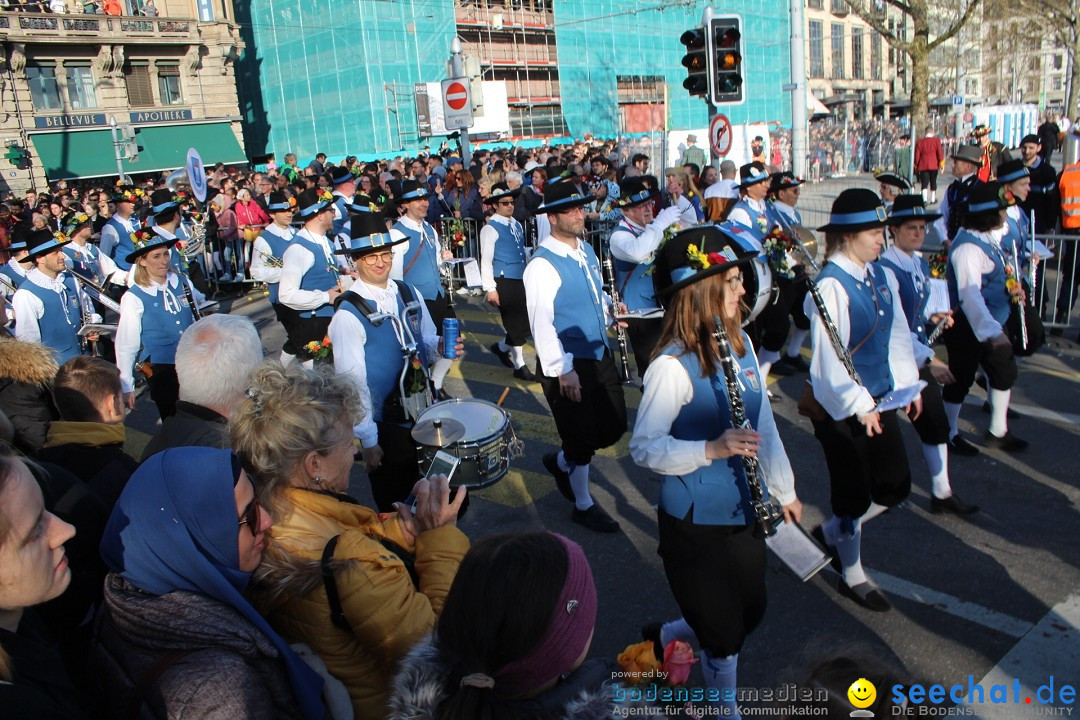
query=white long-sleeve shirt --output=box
[479,214,526,292]
[608,206,682,265]
[704,178,738,200]
[249,224,294,286]
[950,226,1010,342]
[12,269,98,344]
[726,197,769,252]
[98,213,138,264]
[631,347,797,506]
[803,254,919,420]
[115,273,193,393]
[278,228,338,311]
[879,245,934,367]
[328,279,438,448]
[523,235,613,378]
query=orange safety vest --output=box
[1060,162,1080,229]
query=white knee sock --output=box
[660,617,698,648]
[701,650,740,719]
[921,188,928,202]
[557,451,572,473]
[833,518,867,587]
[569,463,593,511]
[785,328,809,358]
[988,388,1011,437]
[758,361,773,381]
[430,357,452,391]
[944,401,962,439]
[922,443,951,498]
[510,345,526,369]
[279,350,296,367]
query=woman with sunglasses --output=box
[92,446,327,720]
[630,224,800,718]
[232,361,468,720]
[250,191,298,364]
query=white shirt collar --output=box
[266,223,295,239]
[539,235,586,259]
[27,267,67,292]
[489,214,518,228]
[7,259,29,277]
[152,225,177,240]
[881,245,921,276]
[829,252,871,282]
[743,197,767,212]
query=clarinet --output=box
[925,315,949,346]
[712,316,783,539]
[601,240,633,383]
[805,277,863,385]
[180,274,203,321]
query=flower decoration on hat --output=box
[173,190,189,204]
[51,230,69,244]
[130,228,155,249]
[686,242,737,271]
[999,186,1016,207]
[317,189,333,204]
[287,196,298,208]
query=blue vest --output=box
[62,244,101,284]
[489,218,527,281]
[104,215,140,270]
[658,344,769,527]
[766,202,802,230]
[292,233,338,319]
[260,228,293,305]
[331,195,351,238]
[818,261,895,399]
[335,281,424,424]
[611,222,658,312]
[947,230,1012,327]
[534,243,610,361]
[878,254,931,344]
[1,262,28,290]
[129,282,195,363]
[1001,214,1031,269]
[21,276,83,365]
[729,199,773,243]
[394,220,443,301]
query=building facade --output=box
[0,0,246,194]
[234,0,792,164]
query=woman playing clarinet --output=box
[631,224,801,718]
[804,189,922,612]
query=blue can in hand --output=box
[442,317,459,359]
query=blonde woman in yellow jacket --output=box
[231,362,468,720]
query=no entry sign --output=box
[710,114,733,157]
[441,78,473,130]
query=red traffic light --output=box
[680,28,707,48]
[716,27,741,47]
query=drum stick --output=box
[497,387,510,407]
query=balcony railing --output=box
[0,11,197,40]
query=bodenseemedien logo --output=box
[848,677,877,717]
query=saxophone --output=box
[712,315,784,538]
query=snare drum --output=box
[414,398,514,489]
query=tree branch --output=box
[928,0,983,51]
[843,0,908,54]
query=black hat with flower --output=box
[150,188,181,215]
[111,185,145,205]
[266,191,297,214]
[295,187,334,219]
[345,193,379,214]
[615,176,660,209]
[125,227,176,264]
[328,166,355,186]
[874,171,912,191]
[767,171,804,196]
[60,210,93,236]
[25,228,71,261]
[738,162,770,188]
[483,182,522,205]
[652,222,759,301]
[963,181,1012,219]
[996,159,1030,185]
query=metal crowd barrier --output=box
[1033,232,1080,332]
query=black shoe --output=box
[770,360,795,376]
[513,365,537,382]
[542,453,575,502]
[571,503,620,533]
[948,434,981,457]
[930,494,979,516]
[641,622,664,660]
[778,354,811,373]
[838,580,891,612]
[981,401,1020,419]
[983,430,1028,452]
[1049,326,1064,338]
[811,525,841,573]
[489,342,514,369]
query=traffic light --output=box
[710,16,744,105]
[680,27,711,98]
[3,145,30,170]
[119,125,143,162]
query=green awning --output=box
[30,122,247,180]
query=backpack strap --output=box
[321,534,350,631]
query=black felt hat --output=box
[886,194,941,225]
[875,172,912,191]
[124,227,177,264]
[334,212,402,256]
[768,171,804,195]
[328,166,355,186]
[738,162,770,188]
[538,179,594,214]
[24,228,70,260]
[266,191,297,214]
[399,179,430,202]
[615,176,660,208]
[964,181,1011,217]
[817,188,889,233]
[296,188,334,219]
[652,223,759,300]
[484,182,521,205]
[996,159,1030,184]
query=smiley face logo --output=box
[847,677,877,709]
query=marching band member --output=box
[390,179,455,400]
[943,183,1028,453]
[875,171,913,213]
[146,189,213,313]
[879,195,979,514]
[526,181,627,534]
[763,172,812,376]
[115,228,197,419]
[630,224,800,718]
[329,211,461,511]
[99,185,144,273]
[278,188,345,367]
[480,181,536,381]
[804,189,921,612]
[999,158,1034,263]
[933,145,984,245]
[12,228,98,365]
[250,191,297,365]
[608,176,682,375]
[1,231,32,295]
[61,211,123,288]
[328,166,359,240]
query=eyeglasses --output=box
[238,498,261,536]
[496,200,515,206]
[725,274,745,290]
[361,250,394,265]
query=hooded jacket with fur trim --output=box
[0,337,58,455]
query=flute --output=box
[1011,237,1027,352]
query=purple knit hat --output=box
[492,534,597,697]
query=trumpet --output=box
[255,248,284,268]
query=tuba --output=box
[165,167,208,259]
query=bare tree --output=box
[843,0,982,136]
[1019,0,1080,117]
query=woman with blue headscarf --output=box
[92,446,327,720]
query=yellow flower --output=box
[616,641,661,684]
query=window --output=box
[871,33,881,80]
[831,23,845,79]
[1053,76,1063,91]
[809,21,824,78]
[830,0,848,14]
[808,0,823,8]
[65,64,97,110]
[1054,54,1064,71]
[852,26,864,79]
[124,62,154,107]
[27,64,63,111]
[157,63,183,105]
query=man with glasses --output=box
[330,211,460,510]
[250,191,298,364]
[254,177,275,214]
[481,182,535,381]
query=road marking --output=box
[963,593,1080,718]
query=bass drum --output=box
[742,257,773,326]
